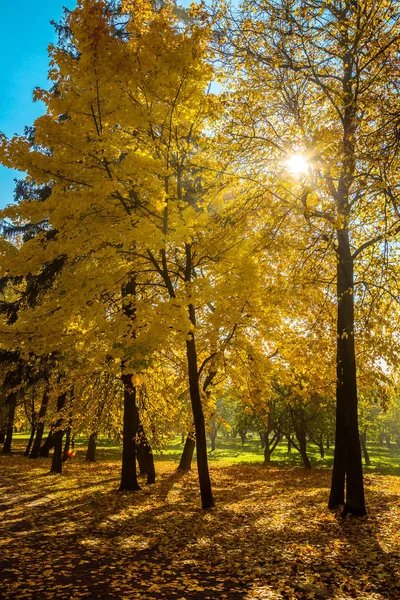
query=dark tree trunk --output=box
[86,432,97,462]
[136,443,147,474]
[360,431,371,466]
[50,393,67,474]
[264,431,280,464]
[318,442,325,459]
[30,389,49,458]
[178,430,196,471]
[326,437,330,450]
[39,431,54,457]
[329,226,366,515]
[297,437,311,469]
[62,425,72,462]
[24,426,36,457]
[264,439,272,464]
[136,424,156,484]
[291,407,311,469]
[260,431,266,448]
[186,316,215,509]
[311,434,325,458]
[181,432,185,444]
[287,436,292,453]
[119,373,140,491]
[238,430,247,445]
[2,394,17,454]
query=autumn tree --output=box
[219,0,400,515]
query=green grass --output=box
[11,431,400,475]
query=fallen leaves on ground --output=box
[1,455,400,599]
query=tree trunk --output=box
[291,407,311,469]
[384,433,391,450]
[178,430,196,471]
[136,424,156,484]
[119,373,140,491]
[2,394,17,454]
[318,442,325,459]
[239,430,247,445]
[39,431,54,457]
[326,437,330,450]
[30,389,49,458]
[287,436,292,453]
[24,426,36,457]
[264,439,272,464]
[62,425,72,462]
[86,432,97,462]
[360,431,371,467]
[186,319,215,509]
[298,438,312,469]
[0,431,5,445]
[329,224,366,515]
[136,443,147,474]
[50,393,67,474]
[260,431,266,448]
[209,421,217,451]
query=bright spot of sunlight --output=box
[286,154,309,175]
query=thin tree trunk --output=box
[62,425,72,462]
[209,424,217,451]
[24,426,36,457]
[178,429,196,471]
[86,432,97,462]
[119,373,140,491]
[360,431,371,466]
[318,441,325,459]
[2,394,17,454]
[136,424,156,484]
[186,314,214,509]
[30,389,49,458]
[50,393,67,474]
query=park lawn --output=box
[1,445,400,599]
[12,432,400,473]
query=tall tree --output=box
[220,0,400,515]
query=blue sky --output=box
[0,0,77,208]
[0,1,194,210]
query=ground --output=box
[1,438,400,599]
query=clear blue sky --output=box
[0,1,77,208]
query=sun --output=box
[286,154,309,175]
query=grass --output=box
[12,431,400,475]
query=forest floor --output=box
[1,445,400,600]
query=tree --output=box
[219,0,400,515]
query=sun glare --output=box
[286,154,309,175]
